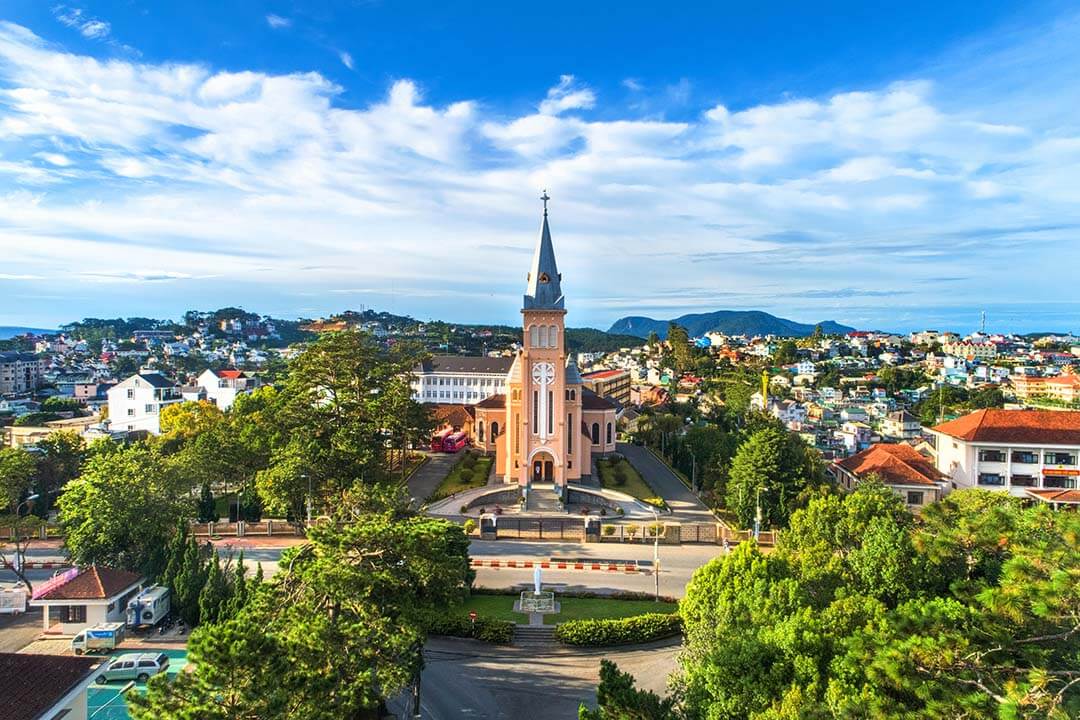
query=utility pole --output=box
[753,485,766,541]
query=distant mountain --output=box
[607,311,856,339]
[0,326,55,340]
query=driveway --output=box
[388,636,681,719]
[618,443,716,523]
[406,453,459,503]
[0,609,43,652]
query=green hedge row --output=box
[471,587,680,604]
[555,613,683,647]
[422,613,514,644]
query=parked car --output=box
[95,652,170,684]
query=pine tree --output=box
[174,537,206,626]
[198,550,228,625]
[197,481,217,523]
[224,550,248,620]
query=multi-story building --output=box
[1010,373,1080,405]
[411,356,514,405]
[580,368,631,408]
[106,371,182,434]
[941,340,998,360]
[929,409,1080,499]
[881,409,921,440]
[194,368,257,410]
[0,351,45,395]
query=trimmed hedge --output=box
[470,587,680,603]
[422,613,514,644]
[555,613,683,647]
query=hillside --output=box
[608,311,855,339]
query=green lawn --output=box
[428,452,494,501]
[453,594,677,623]
[596,457,665,508]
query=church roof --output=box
[581,387,619,411]
[475,394,506,409]
[523,194,564,311]
[564,355,583,385]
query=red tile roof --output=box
[430,403,475,428]
[835,443,947,487]
[474,394,506,409]
[1025,488,1080,505]
[0,652,102,720]
[931,409,1080,445]
[581,369,627,380]
[217,369,245,379]
[33,566,142,601]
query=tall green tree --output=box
[724,425,818,528]
[131,484,473,719]
[32,430,86,515]
[580,660,678,720]
[58,445,190,573]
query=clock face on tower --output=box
[531,362,555,385]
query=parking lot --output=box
[85,648,189,720]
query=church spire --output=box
[523,189,564,311]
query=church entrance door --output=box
[531,454,554,483]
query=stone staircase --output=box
[527,484,563,513]
[513,625,557,647]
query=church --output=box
[413,194,619,497]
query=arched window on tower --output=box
[478,421,485,443]
[529,325,539,348]
[491,421,500,438]
[591,423,600,445]
[606,422,613,445]
[548,325,558,348]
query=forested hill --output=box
[608,311,855,339]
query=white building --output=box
[929,408,1080,501]
[105,371,182,434]
[881,410,921,440]
[411,356,513,405]
[195,368,256,410]
[30,566,144,635]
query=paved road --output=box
[0,609,44,652]
[618,443,716,523]
[387,636,681,720]
[407,453,459,503]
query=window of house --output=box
[64,605,87,623]
[1044,475,1077,489]
[126,389,134,399]
[127,408,135,417]
[1011,451,1038,464]
[1045,452,1076,465]
[1010,475,1037,487]
[906,491,924,506]
[978,473,1005,486]
[978,449,1005,462]
[145,404,155,413]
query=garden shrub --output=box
[422,612,514,644]
[555,613,682,646]
[462,519,476,535]
[602,525,616,537]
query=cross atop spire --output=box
[523,192,564,311]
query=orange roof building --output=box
[832,443,948,509]
[29,566,144,635]
[928,408,1080,502]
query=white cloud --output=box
[622,78,643,92]
[52,6,111,40]
[266,15,291,29]
[0,19,1079,328]
[538,75,596,115]
[339,51,354,70]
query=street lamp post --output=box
[12,494,39,574]
[753,485,767,541]
[650,505,660,602]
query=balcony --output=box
[978,449,1006,463]
[977,473,1005,487]
[1010,475,1037,487]
[1010,451,1039,465]
[1044,452,1076,466]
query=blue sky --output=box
[1,1,1080,333]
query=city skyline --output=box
[2,2,1080,333]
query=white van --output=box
[126,585,170,628]
[72,622,126,655]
